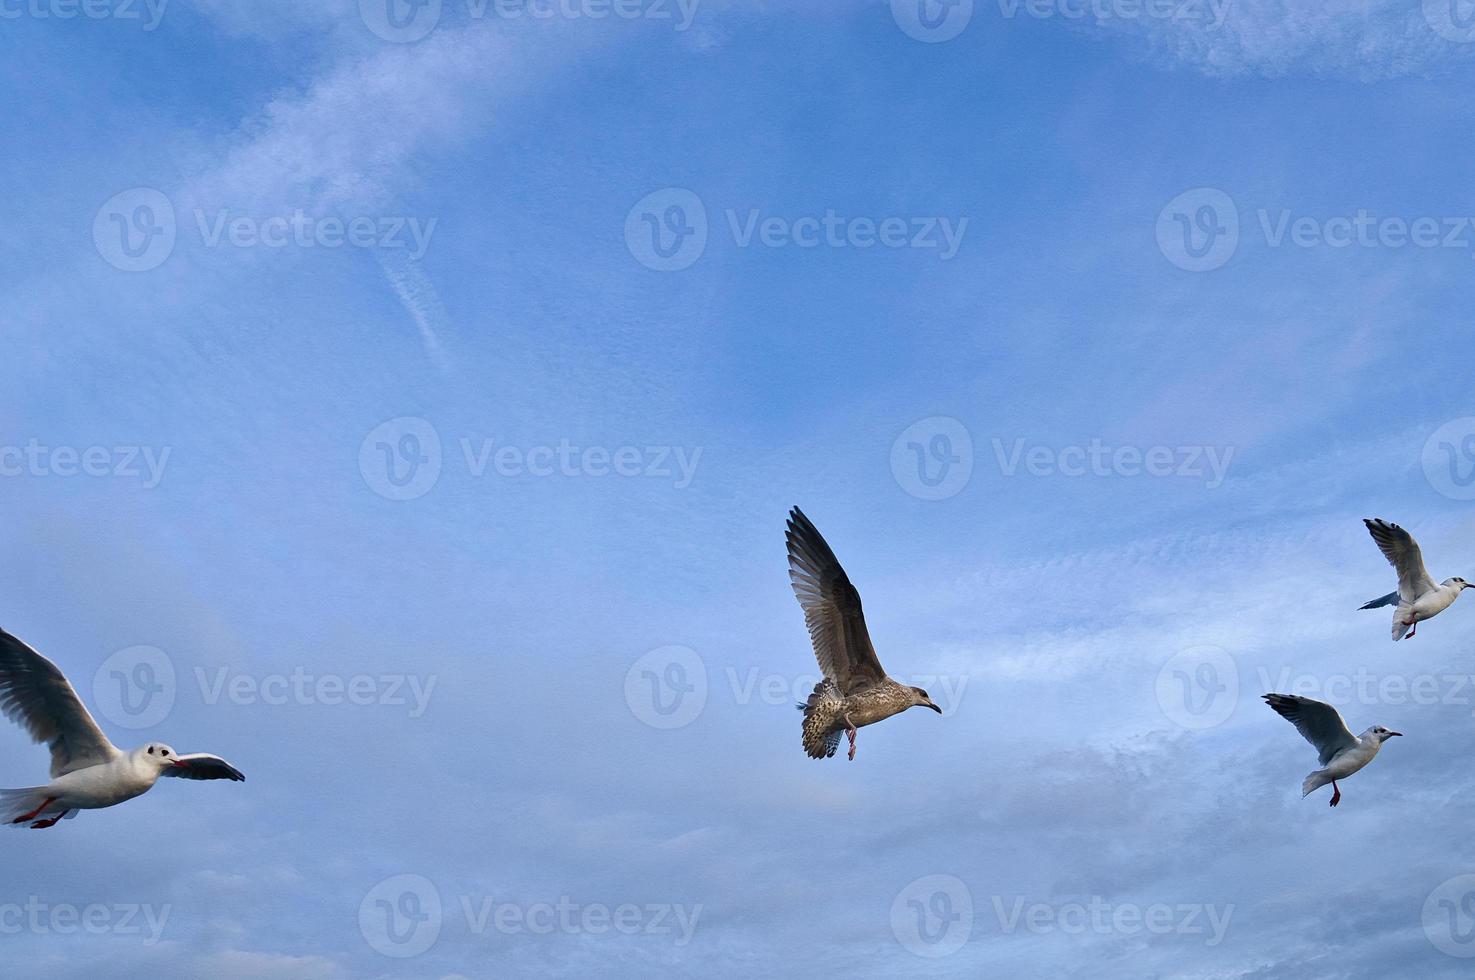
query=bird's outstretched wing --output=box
[161,753,245,782]
[786,507,887,696]
[1358,591,1400,610]
[0,628,119,777]
[1263,693,1358,766]
[1364,518,1437,603]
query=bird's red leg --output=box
[844,717,858,761]
[1329,781,1340,807]
[1407,620,1417,638]
[29,810,68,829]
[11,796,55,824]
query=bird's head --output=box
[1369,725,1403,742]
[910,687,943,714]
[1450,577,1473,591]
[136,742,190,772]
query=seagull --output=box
[786,507,941,761]
[1262,693,1400,807]
[0,627,243,829]
[1359,518,1470,640]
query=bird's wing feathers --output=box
[1364,518,1438,603]
[786,508,887,696]
[161,753,245,782]
[1263,693,1359,766]
[0,628,118,777]
[1358,590,1401,610]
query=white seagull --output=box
[1358,518,1470,640]
[1263,693,1401,807]
[0,627,243,829]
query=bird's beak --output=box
[1388,731,1403,737]
[172,759,191,768]
[925,701,943,714]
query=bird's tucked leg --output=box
[844,716,858,761]
[1329,781,1340,807]
[29,810,68,829]
[1407,620,1417,638]
[11,796,55,824]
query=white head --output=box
[1446,577,1472,591]
[1366,725,1403,743]
[909,686,943,714]
[134,742,191,773]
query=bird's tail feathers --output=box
[0,787,60,828]
[1300,771,1330,799]
[800,679,844,760]
[1392,606,1414,641]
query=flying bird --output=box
[786,506,942,761]
[1359,518,1470,640]
[1262,693,1400,807]
[0,627,243,829]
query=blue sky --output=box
[4,1,1475,976]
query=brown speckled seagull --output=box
[786,506,941,760]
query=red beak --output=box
[172,759,191,768]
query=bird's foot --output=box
[1407,622,1417,638]
[1329,783,1341,808]
[846,726,857,762]
[29,812,66,829]
[11,797,55,824]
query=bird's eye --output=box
[161,749,169,756]
[147,747,154,754]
